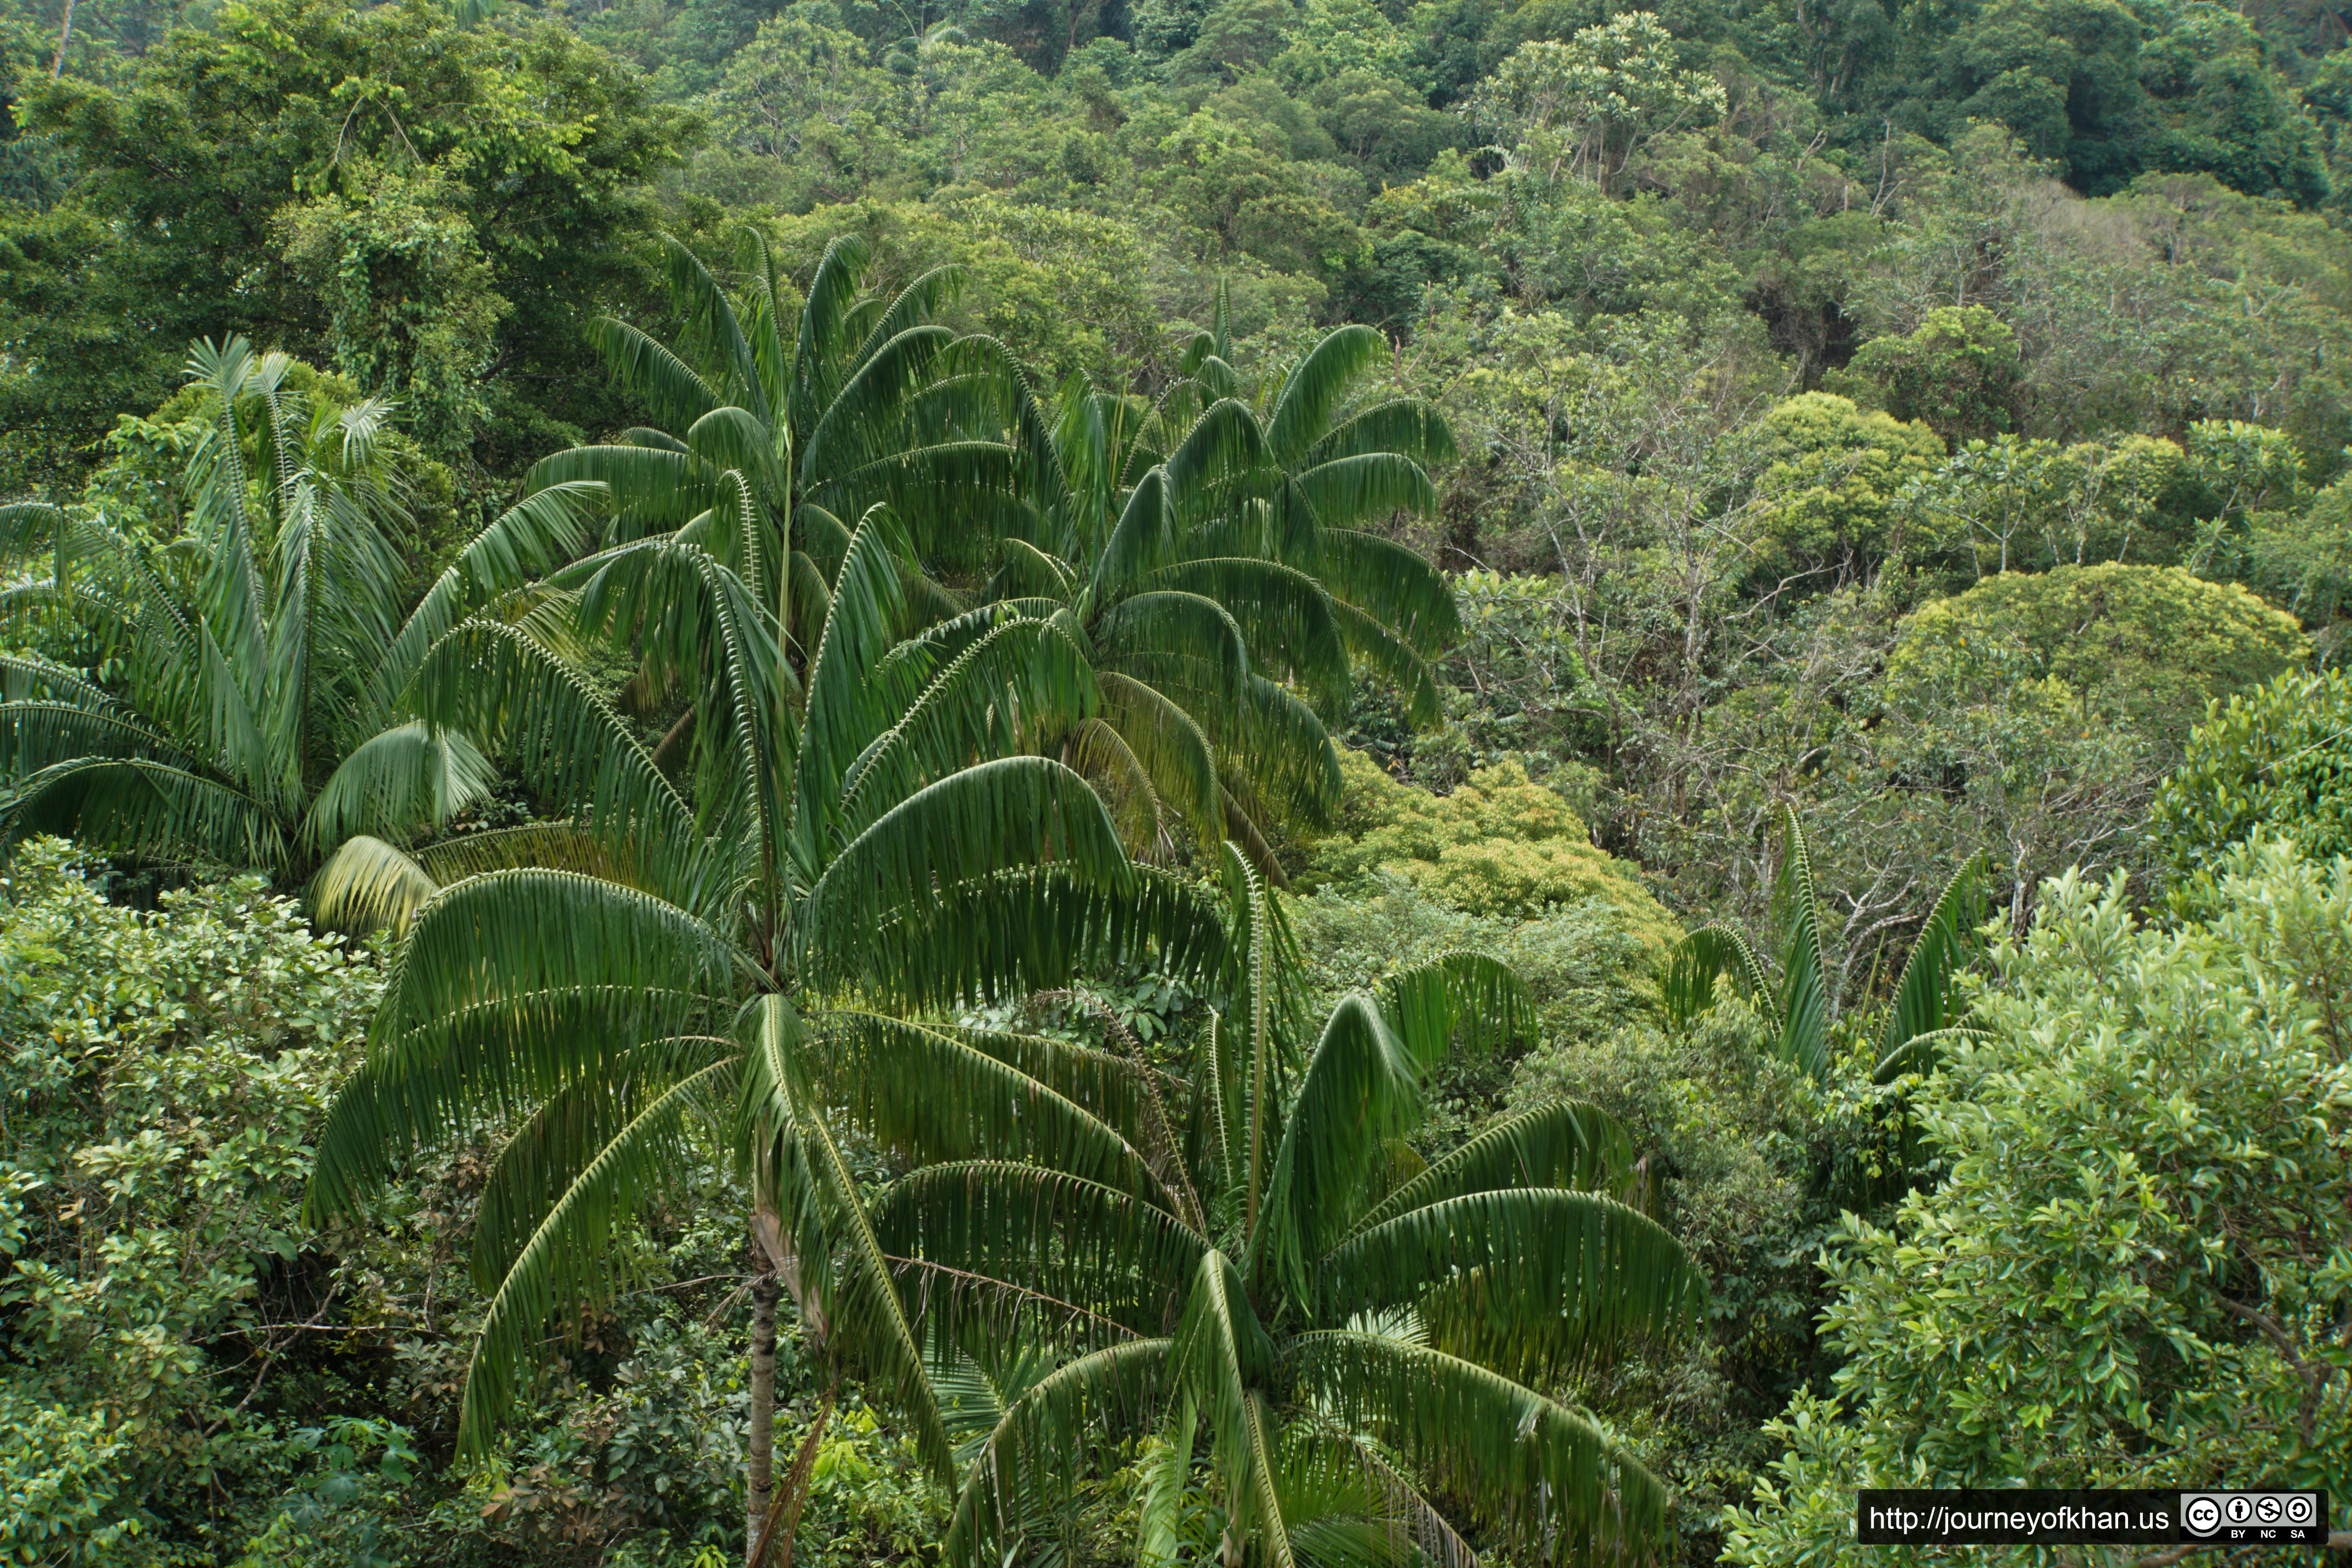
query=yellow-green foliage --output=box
[1884,563,2309,739]
[1304,750,1679,950]
[1749,392,1945,570]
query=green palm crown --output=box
[0,338,598,884]
[869,855,1705,1567]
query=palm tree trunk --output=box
[749,1367,839,1568]
[746,1258,781,1565]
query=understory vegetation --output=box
[2,0,2350,1560]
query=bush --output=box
[2153,668,2352,879]
[0,841,384,1561]
[1724,840,2352,1564]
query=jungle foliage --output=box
[4,0,2352,1561]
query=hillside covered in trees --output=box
[0,0,2349,1561]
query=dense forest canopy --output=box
[1,0,2350,1560]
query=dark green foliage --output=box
[2153,668,2352,876]
[1,0,697,493]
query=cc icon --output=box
[2183,1496,2223,1537]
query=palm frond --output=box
[459,1049,736,1455]
[311,833,441,933]
[663,235,770,425]
[1320,1189,1702,1383]
[1165,401,1266,524]
[1871,1025,1996,1085]
[1658,924,1768,1029]
[1341,1100,1636,1249]
[1265,326,1388,468]
[799,756,1132,978]
[1141,557,1346,702]
[802,326,956,481]
[1305,400,1457,470]
[1095,591,1249,699]
[590,317,722,434]
[841,618,1099,840]
[849,863,1230,1013]
[874,1161,1204,1344]
[370,482,603,722]
[790,233,875,432]
[1,756,281,869]
[1875,855,1983,1082]
[944,1340,1173,1568]
[1290,456,1437,532]
[739,994,958,1483]
[303,722,498,850]
[815,1014,1166,1199]
[1094,673,1221,846]
[408,621,714,907]
[1329,601,1441,728]
[1176,1250,1295,1568]
[1772,803,1831,1079]
[1316,529,1461,660]
[527,445,722,537]
[1282,1331,1668,1563]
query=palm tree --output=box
[0,338,597,884]
[530,226,1050,663]
[867,849,1705,1566]
[1660,804,1985,1085]
[305,504,1223,1561]
[982,298,1462,873]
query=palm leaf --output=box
[303,722,498,850]
[945,1340,1173,1568]
[1659,924,1768,1029]
[1772,803,1832,1080]
[1875,854,1984,1082]
[1305,400,1457,470]
[1174,1250,1294,1568]
[799,756,1133,976]
[590,317,722,434]
[1282,1331,1668,1563]
[459,1049,735,1454]
[1319,1189,1702,1381]
[1,756,282,869]
[1316,529,1460,661]
[1265,326,1388,468]
[1290,456,1437,532]
[1342,1100,1635,1248]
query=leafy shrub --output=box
[0,840,384,1560]
[2153,668,2352,878]
[1724,840,2352,1563]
